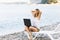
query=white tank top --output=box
[31,17,40,29]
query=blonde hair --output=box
[35,9,42,17]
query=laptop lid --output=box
[23,19,31,27]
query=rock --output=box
[0,22,60,40]
[0,31,51,40]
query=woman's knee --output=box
[29,27,38,32]
[29,27,34,30]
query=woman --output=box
[25,9,42,32]
[25,9,42,40]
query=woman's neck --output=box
[34,13,41,20]
[34,15,40,20]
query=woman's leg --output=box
[29,27,39,40]
[25,26,32,40]
[25,26,30,32]
[25,26,39,40]
[29,27,39,32]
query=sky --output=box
[0,4,60,36]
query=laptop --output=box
[23,19,31,27]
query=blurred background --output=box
[0,0,60,4]
[30,0,60,4]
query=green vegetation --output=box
[48,0,58,4]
